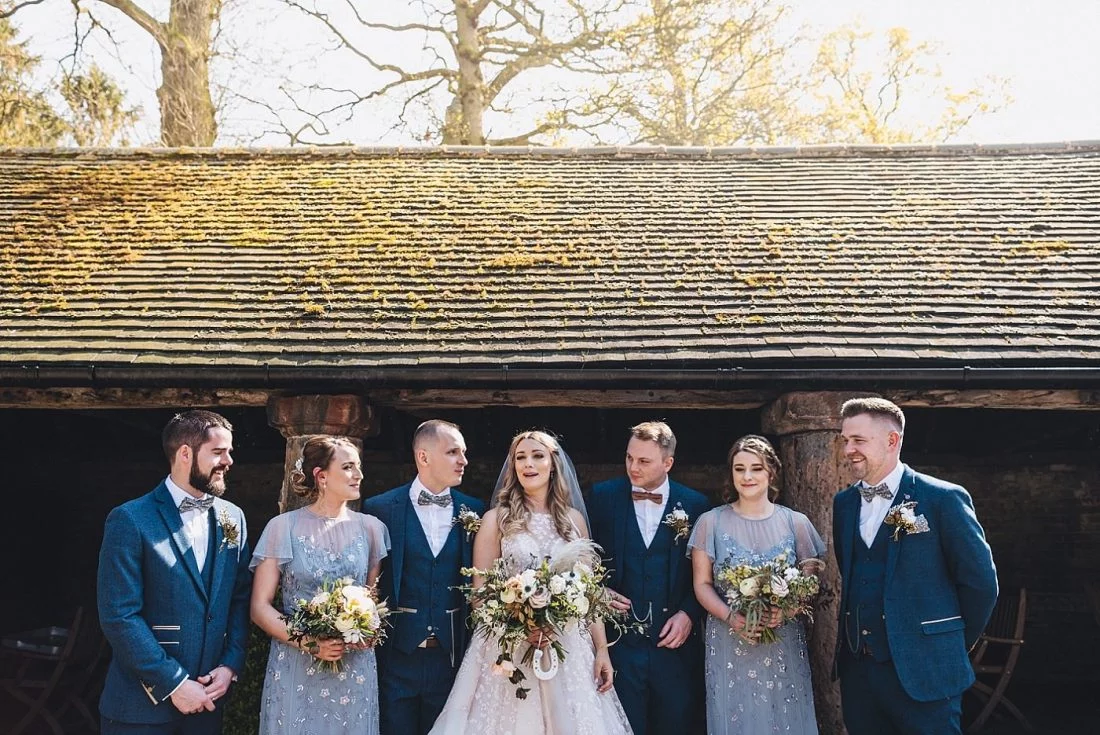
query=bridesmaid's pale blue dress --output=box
[251,507,390,734]
[688,504,825,735]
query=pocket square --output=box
[911,514,930,533]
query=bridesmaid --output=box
[250,435,390,734]
[688,435,825,735]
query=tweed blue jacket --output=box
[97,482,252,724]
[832,464,999,702]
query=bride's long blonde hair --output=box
[494,430,578,542]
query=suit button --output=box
[861,629,870,636]
[207,614,214,622]
[427,626,433,632]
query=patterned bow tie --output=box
[631,490,663,504]
[418,490,452,507]
[178,495,215,513]
[859,482,893,502]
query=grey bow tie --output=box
[418,490,452,507]
[179,495,215,513]
[859,482,893,502]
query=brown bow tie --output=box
[631,490,663,504]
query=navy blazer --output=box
[588,476,710,623]
[832,464,998,702]
[97,482,252,724]
[361,484,484,659]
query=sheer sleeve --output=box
[790,510,826,563]
[686,507,718,560]
[364,513,390,570]
[249,512,293,570]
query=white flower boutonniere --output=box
[453,505,482,541]
[218,510,241,549]
[883,500,930,542]
[662,503,692,545]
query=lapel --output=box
[885,465,916,587]
[389,487,411,604]
[449,493,473,568]
[837,485,860,603]
[664,483,683,593]
[208,500,228,600]
[154,483,208,602]
[613,481,632,587]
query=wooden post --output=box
[762,391,873,735]
[266,395,375,513]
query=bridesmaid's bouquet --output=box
[714,551,821,644]
[283,576,390,672]
[460,539,640,699]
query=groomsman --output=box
[97,410,253,735]
[362,420,484,735]
[588,421,710,735]
[833,397,998,735]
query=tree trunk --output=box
[775,430,853,735]
[762,391,872,735]
[446,0,485,145]
[158,0,217,146]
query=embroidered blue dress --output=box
[687,504,825,735]
[250,507,390,734]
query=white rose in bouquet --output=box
[739,577,761,597]
[784,567,800,581]
[310,591,331,608]
[549,574,567,595]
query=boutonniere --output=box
[452,505,482,541]
[218,510,241,549]
[662,503,692,545]
[883,499,929,541]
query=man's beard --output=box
[190,459,228,497]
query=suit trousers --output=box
[378,645,455,735]
[611,638,701,735]
[101,707,225,735]
[839,651,962,735]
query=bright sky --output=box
[13,0,1100,146]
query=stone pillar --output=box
[761,391,875,735]
[267,395,376,513]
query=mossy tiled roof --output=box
[1,144,1098,369]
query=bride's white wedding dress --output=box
[429,512,633,735]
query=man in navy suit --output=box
[361,420,484,735]
[97,410,252,735]
[588,421,710,735]
[834,397,998,735]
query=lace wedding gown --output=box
[429,512,634,735]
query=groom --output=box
[588,421,709,735]
[362,419,484,735]
[833,397,998,734]
[97,410,252,735]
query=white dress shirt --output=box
[632,478,670,548]
[166,476,212,573]
[410,477,454,557]
[858,462,906,548]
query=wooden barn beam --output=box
[0,387,273,409]
[366,388,777,409]
[886,388,1100,410]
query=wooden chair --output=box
[0,606,85,735]
[967,589,1034,732]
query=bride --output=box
[429,430,633,735]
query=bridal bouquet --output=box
[460,539,639,699]
[714,551,820,644]
[283,576,390,672]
